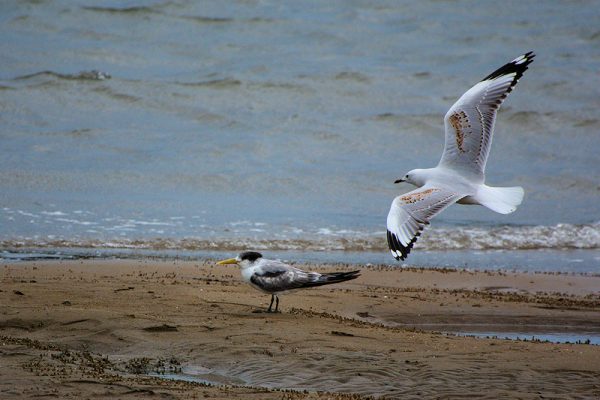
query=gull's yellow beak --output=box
[216,258,239,265]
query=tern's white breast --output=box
[240,266,255,284]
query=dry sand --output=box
[1,259,600,399]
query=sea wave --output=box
[420,223,600,251]
[13,70,111,81]
[1,223,598,252]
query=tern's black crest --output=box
[239,251,263,262]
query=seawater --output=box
[1,1,599,271]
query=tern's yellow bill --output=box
[216,257,238,265]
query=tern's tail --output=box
[305,270,361,288]
[475,185,524,214]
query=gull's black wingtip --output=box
[387,229,420,262]
[481,51,536,83]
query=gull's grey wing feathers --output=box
[387,185,463,261]
[438,52,535,177]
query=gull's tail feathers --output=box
[475,185,524,214]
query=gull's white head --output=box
[216,251,263,268]
[394,168,428,187]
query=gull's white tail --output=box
[475,185,524,214]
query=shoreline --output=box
[2,247,600,274]
[2,259,600,398]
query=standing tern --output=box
[387,52,535,261]
[216,251,360,312]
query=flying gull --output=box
[387,52,535,261]
[217,251,360,312]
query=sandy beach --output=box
[1,259,600,399]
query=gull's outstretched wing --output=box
[438,52,535,177]
[250,261,360,293]
[387,185,463,261]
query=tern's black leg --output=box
[274,295,279,312]
[267,294,275,312]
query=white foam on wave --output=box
[17,210,39,218]
[420,223,600,251]
[127,220,176,226]
[41,211,68,216]
[228,220,267,227]
[315,227,377,237]
[55,218,96,226]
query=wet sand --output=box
[1,259,600,399]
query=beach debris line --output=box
[143,324,178,332]
[125,356,182,375]
[114,286,135,293]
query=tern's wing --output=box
[387,185,463,261]
[438,52,534,177]
[250,261,360,292]
[250,261,315,293]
